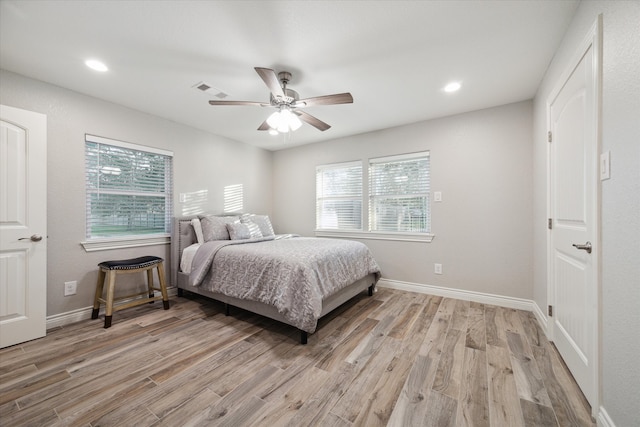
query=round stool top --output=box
[99,256,163,270]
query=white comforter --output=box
[189,235,380,333]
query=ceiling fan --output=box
[208,67,353,134]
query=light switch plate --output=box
[434,191,442,202]
[600,151,611,180]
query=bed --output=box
[171,214,380,344]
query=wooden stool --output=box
[91,256,169,328]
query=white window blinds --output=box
[369,152,430,233]
[85,134,173,239]
[316,161,363,230]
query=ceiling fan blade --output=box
[295,92,353,107]
[257,120,271,131]
[296,110,331,131]
[255,67,285,99]
[209,100,269,106]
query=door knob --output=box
[572,241,592,254]
[18,234,43,242]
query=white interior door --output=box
[548,21,600,411]
[0,105,47,348]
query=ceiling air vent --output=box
[192,81,229,99]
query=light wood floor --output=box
[0,288,595,426]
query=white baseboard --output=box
[597,406,616,427]
[377,278,535,312]
[46,306,95,329]
[50,282,536,328]
[46,287,178,330]
[531,300,549,333]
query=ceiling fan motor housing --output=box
[278,71,292,85]
[270,88,299,106]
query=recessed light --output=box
[85,59,108,72]
[444,82,461,93]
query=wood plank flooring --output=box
[0,288,595,426]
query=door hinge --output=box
[548,130,552,142]
[548,305,553,316]
[548,218,553,229]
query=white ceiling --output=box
[0,0,579,150]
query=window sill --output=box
[81,234,170,252]
[315,230,434,243]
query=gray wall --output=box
[273,101,533,300]
[532,1,640,425]
[0,70,273,317]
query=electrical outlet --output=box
[434,263,443,275]
[64,281,77,296]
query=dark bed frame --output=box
[171,215,376,344]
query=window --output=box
[315,152,432,242]
[369,152,430,234]
[84,134,173,248]
[316,161,362,231]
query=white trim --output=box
[315,159,362,171]
[315,230,434,243]
[531,301,550,338]
[597,406,616,427]
[46,306,95,329]
[369,150,430,164]
[545,15,602,415]
[81,234,170,252]
[46,288,178,329]
[85,133,173,157]
[377,279,534,312]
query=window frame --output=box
[315,151,434,243]
[315,160,364,232]
[81,134,173,252]
[368,151,431,235]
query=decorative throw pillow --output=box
[190,218,204,244]
[200,215,239,241]
[226,222,251,240]
[244,221,263,239]
[241,214,275,237]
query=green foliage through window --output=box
[85,135,173,239]
[316,152,430,235]
[369,153,430,233]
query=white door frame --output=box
[546,16,602,415]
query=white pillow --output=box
[190,218,204,244]
[244,221,263,239]
[241,214,275,237]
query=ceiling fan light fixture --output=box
[282,109,302,131]
[266,111,282,129]
[267,108,302,133]
[277,122,290,133]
